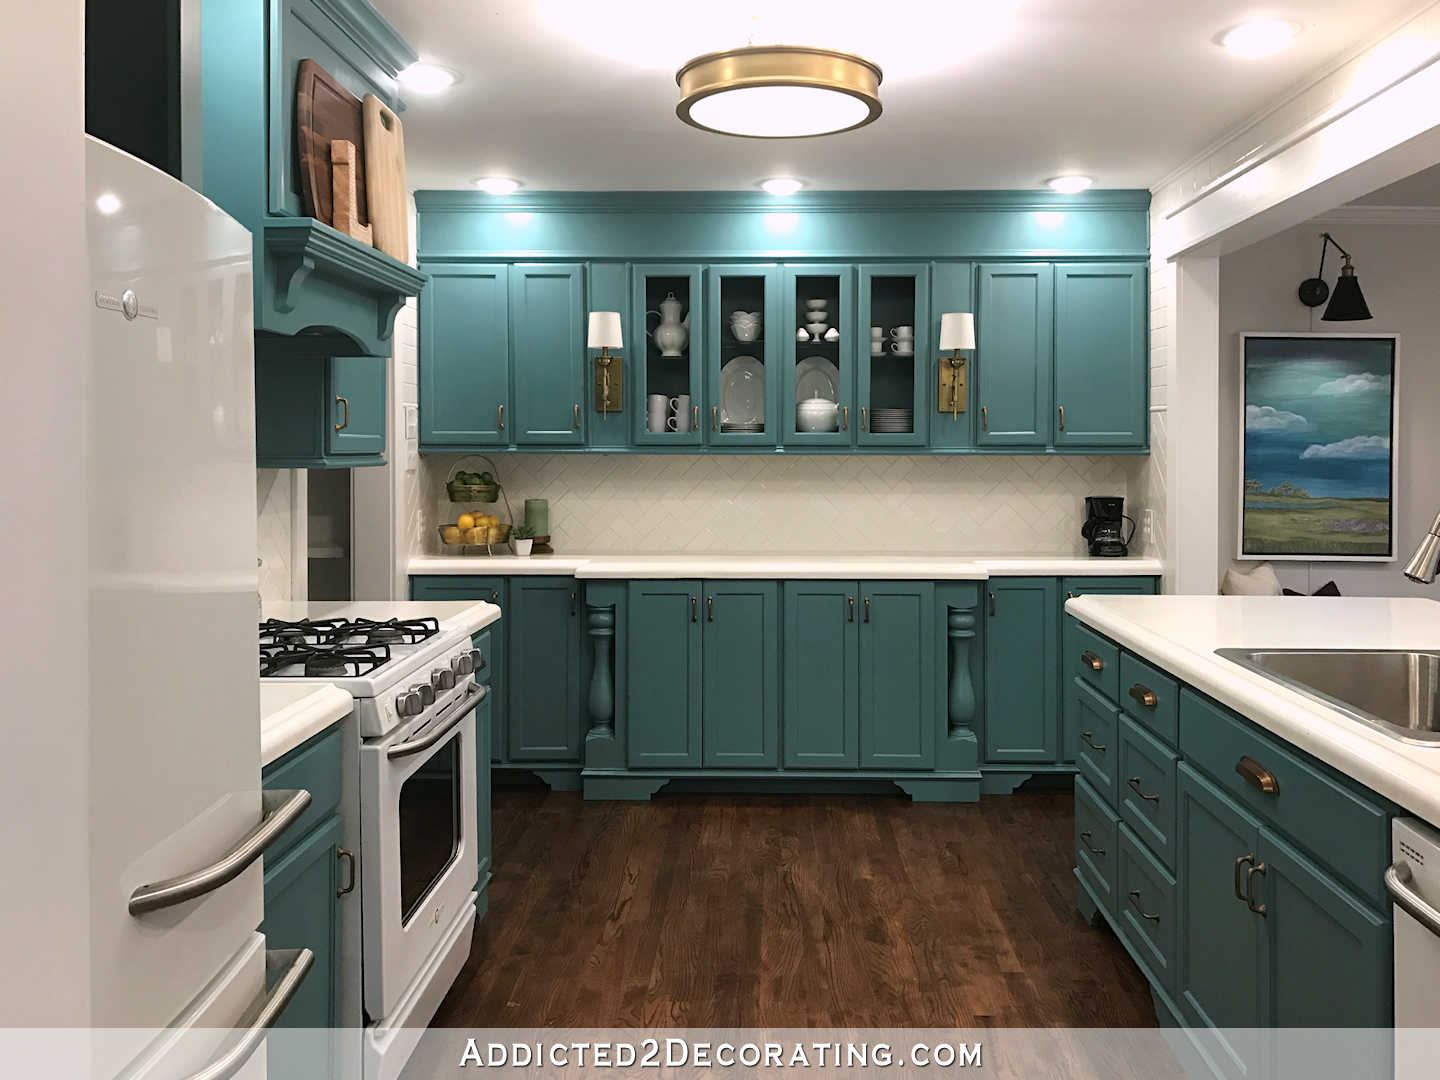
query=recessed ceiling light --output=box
[760,177,804,196]
[1218,20,1298,58]
[676,46,882,138]
[1046,175,1093,194]
[472,177,521,195]
[94,192,122,215]
[398,62,461,95]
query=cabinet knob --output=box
[334,395,350,433]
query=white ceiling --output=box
[375,0,1425,193]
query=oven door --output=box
[360,681,482,1020]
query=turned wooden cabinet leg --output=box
[947,606,978,735]
[586,604,616,736]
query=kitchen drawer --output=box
[1119,651,1179,747]
[1067,619,1119,702]
[1117,714,1178,870]
[1075,775,1119,919]
[261,726,343,864]
[1117,820,1177,996]
[1179,689,1390,908]
[1073,679,1120,809]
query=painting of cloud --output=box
[1241,335,1396,559]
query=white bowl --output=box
[805,321,828,335]
[795,403,839,433]
[805,299,828,311]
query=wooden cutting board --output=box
[362,94,409,261]
[295,59,368,227]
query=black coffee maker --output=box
[1082,496,1136,558]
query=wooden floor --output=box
[432,786,1157,1028]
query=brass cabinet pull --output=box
[1127,889,1160,922]
[863,597,871,623]
[498,403,504,430]
[842,406,849,431]
[1245,861,1268,916]
[712,405,719,431]
[981,405,988,430]
[690,596,697,622]
[337,847,356,897]
[1236,755,1279,795]
[569,590,577,615]
[490,589,500,603]
[574,402,581,428]
[1234,854,1254,903]
[1129,684,1158,708]
[334,395,349,433]
[989,591,996,616]
[1079,830,1105,856]
[1127,776,1160,803]
[1059,404,1066,431]
[707,595,714,622]
[1080,730,1107,753]
[861,406,868,431]
[848,595,855,623]
[1081,651,1105,672]
[693,404,699,429]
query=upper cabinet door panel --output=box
[510,264,585,445]
[781,264,855,447]
[633,264,704,446]
[1054,263,1147,447]
[976,263,1053,446]
[326,355,387,457]
[419,265,509,447]
[705,265,781,446]
[857,264,929,447]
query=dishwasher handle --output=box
[1387,860,1440,937]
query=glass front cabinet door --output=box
[857,264,930,446]
[632,264,704,446]
[705,265,782,446]
[782,264,855,447]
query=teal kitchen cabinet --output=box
[510,264,586,445]
[419,264,510,449]
[857,264,930,446]
[858,582,935,768]
[633,265,705,446]
[255,355,387,468]
[782,582,860,767]
[1053,263,1147,448]
[705,265,782,446]
[507,577,582,761]
[626,580,704,766]
[781,265,856,448]
[1060,578,1157,762]
[928,261,976,450]
[982,577,1059,762]
[701,582,780,767]
[975,263,1054,447]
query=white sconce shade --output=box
[939,312,975,350]
[587,311,623,349]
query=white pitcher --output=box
[646,292,689,357]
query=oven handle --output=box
[129,788,312,916]
[1387,860,1440,938]
[386,682,484,760]
[178,947,314,1080]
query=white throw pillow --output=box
[1220,563,1283,596]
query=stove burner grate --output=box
[259,642,392,678]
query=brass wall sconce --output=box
[588,311,624,415]
[936,312,975,419]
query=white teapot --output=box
[646,293,689,357]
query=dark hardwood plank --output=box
[434,788,1157,1028]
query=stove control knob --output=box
[395,690,422,718]
[469,648,485,672]
[431,667,456,692]
[452,653,474,676]
[412,682,436,707]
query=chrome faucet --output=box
[1403,510,1440,583]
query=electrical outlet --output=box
[1143,508,1156,545]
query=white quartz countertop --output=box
[1065,594,1440,826]
[409,553,1164,580]
[262,599,502,637]
[259,682,352,767]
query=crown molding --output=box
[1311,205,1440,226]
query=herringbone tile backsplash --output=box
[417,454,1133,555]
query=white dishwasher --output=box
[1391,818,1440,1079]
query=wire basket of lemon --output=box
[439,455,515,553]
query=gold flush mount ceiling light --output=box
[675,45,883,138]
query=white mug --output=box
[670,394,691,432]
[890,325,914,340]
[647,393,669,433]
[870,326,884,338]
[890,341,915,355]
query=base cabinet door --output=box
[859,581,935,769]
[701,581,779,767]
[627,580,703,767]
[782,582,859,768]
[508,577,582,761]
[982,577,1058,762]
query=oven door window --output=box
[397,734,461,926]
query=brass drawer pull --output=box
[1058,404,1065,431]
[333,395,349,433]
[1127,776,1160,803]
[1129,684,1158,708]
[1245,861,1268,916]
[848,595,855,623]
[1079,830,1105,856]
[1236,755,1279,795]
[1234,854,1254,903]
[1081,651,1105,672]
[1127,890,1160,922]
[1080,730,1106,753]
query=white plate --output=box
[794,356,839,404]
[720,355,766,425]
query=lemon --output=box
[457,513,476,530]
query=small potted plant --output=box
[510,523,536,557]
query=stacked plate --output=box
[870,408,914,433]
[721,421,765,434]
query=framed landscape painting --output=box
[1239,333,1398,561]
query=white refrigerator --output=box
[79,136,308,1079]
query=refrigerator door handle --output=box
[180,947,314,1080]
[128,789,312,915]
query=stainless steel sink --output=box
[1215,649,1440,745]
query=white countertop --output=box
[262,599,502,637]
[409,553,1164,580]
[259,682,353,767]
[1066,594,1440,827]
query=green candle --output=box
[524,498,549,536]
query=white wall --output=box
[1218,218,1440,596]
